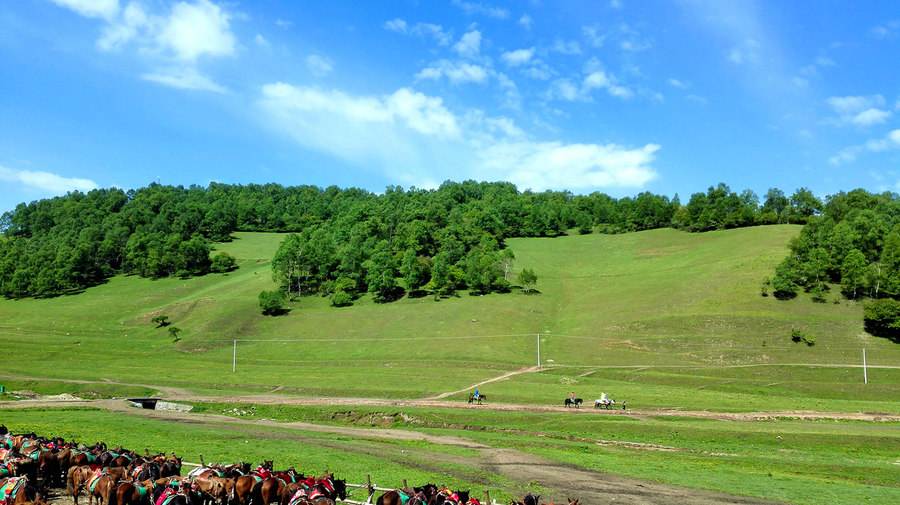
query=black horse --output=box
[564,398,583,408]
[467,393,486,405]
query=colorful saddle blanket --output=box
[0,476,26,503]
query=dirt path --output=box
[2,399,779,505]
[423,366,541,400]
[3,381,899,423]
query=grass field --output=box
[3,225,899,505]
[1,225,898,410]
[2,404,898,505]
[190,402,900,505]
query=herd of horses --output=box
[0,426,580,505]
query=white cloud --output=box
[306,54,334,77]
[518,14,532,30]
[667,78,688,89]
[610,0,624,9]
[826,95,885,115]
[521,61,554,80]
[549,79,581,101]
[51,0,119,20]
[453,30,482,58]
[870,20,900,39]
[583,70,633,99]
[384,18,407,32]
[259,83,659,191]
[141,67,227,93]
[501,48,534,66]
[686,94,708,105]
[851,108,891,127]
[551,39,581,55]
[96,1,147,50]
[254,34,269,47]
[275,19,293,29]
[385,20,452,46]
[157,0,235,61]
[826,95,891,127]
[478,142,658,190]
[451,0,509,19]
[829,129,900,165]
[548,65,633,102]
[0,165,98,194]
[495,72,521,110]
[582,26,607,48]
[416,60,489,84]
[51,0,237,93]
[815,56,835,67]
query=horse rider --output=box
[473,387,480,401]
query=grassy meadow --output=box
[1,225,898,409]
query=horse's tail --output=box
[105,482,116,505]
[67,466,76,496]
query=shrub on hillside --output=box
[210,252,238,273]
[790,328,816,346]
[331,290,353,307]
[863,299,900,341]
[259,290,287,316]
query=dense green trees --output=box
[863,299,900,341]
[769,189,900,339]
[0,179,855,302]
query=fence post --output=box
[863,348,868,384]
[366,475,374,504]
[484,490,491,505]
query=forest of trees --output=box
[0,180,832,300]
[767,189,900,339]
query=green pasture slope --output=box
[1,225,898,412]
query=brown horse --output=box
[192,477,232,505]
[37,450,60,488]
[233,476,263,505]
[87,474,116,505]
[0,477,40,505]
[116,481,153,505]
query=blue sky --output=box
[1,0,899,212]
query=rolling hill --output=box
[2,225,898,412]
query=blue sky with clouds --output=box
[1,0,899,211]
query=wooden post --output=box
[484,491,491,505]
[366,475,374,504]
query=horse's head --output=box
[332,479,347,500]
[523,494,540,505]
[455,490,470,504]
[566,499,579,505]
[261,460,273,470]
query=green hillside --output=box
[2,225,898,411]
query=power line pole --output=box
[232,339,237,373]
[862,348,868,385]
[536,333,541,369]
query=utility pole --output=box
[232,339,237,373]
[863,348,868,385]
[536,333,541,369]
